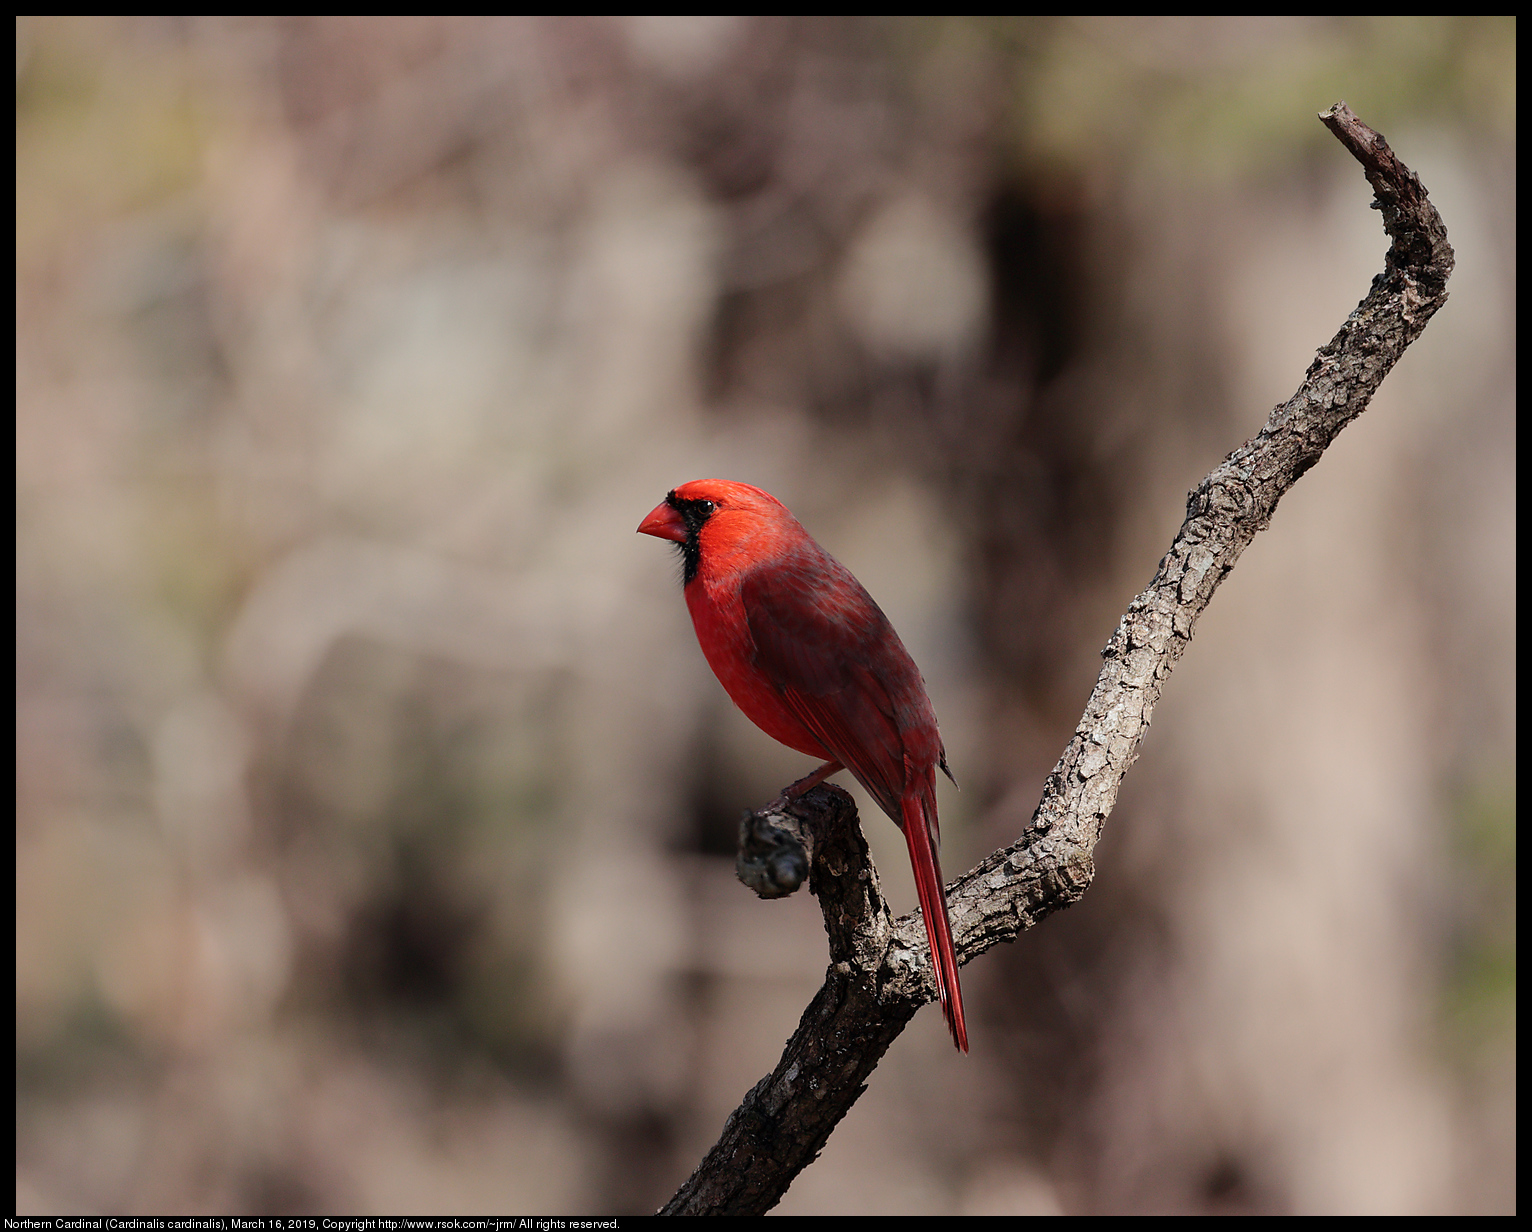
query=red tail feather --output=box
[901,791,967,1052]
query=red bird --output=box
[638,479,967,1052]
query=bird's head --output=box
[637,479,797,585]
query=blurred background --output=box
[16,16,1514,1216]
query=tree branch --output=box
[660,102,1453,1216]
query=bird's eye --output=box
[699,500,715,515]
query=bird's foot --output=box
[772,760,843,812]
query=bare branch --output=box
[662,103,1454,1216]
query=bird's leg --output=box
[765,760,844,813]
[785,759,844,800]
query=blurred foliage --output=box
[1443,772,1516,1058]
[894,16,1518,185]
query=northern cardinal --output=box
[638,479,967,1052]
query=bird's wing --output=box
[741,549,967,1051]
[739,554,908,821]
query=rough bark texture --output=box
[661,102,1454,1217]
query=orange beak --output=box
[637,500,688,543]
